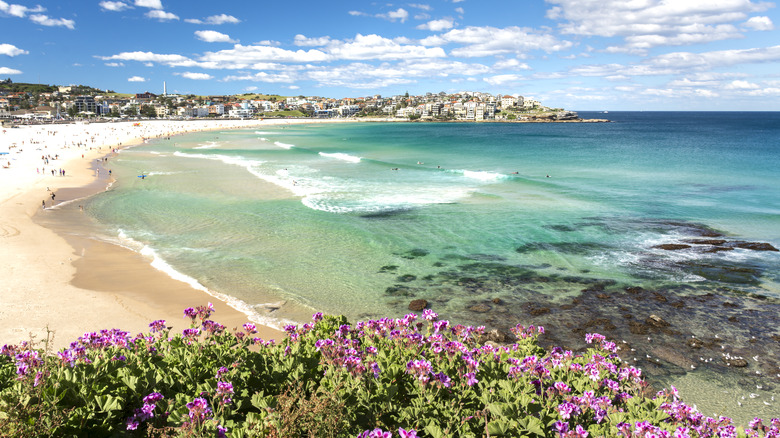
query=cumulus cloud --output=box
[0,66,22,74]
[422,26,573,57]
[176,71,214,80]
[327,34,447,60]
[100,51,195,66]
[0,1,44,18]
[744,16,773,30]
[409,3,431,11]
[146,9,178,20]
[104,62,124,67]
[492,58,531,70]
[134,0,162,9]
[294,34,332,47]
[185,14,240,25]
[127,76,146,82]
[29,14,75,29]
[349,7,409,23]
[723,79,760,89]
[195,30,236,43]
[99,1,131,11]
[384,8,409,22]
[200,44,329,66]
[0,43,27,56]
[483,74,525,85]
[222,71,298,83]
[417,17,455,31]
[546,0,772,52]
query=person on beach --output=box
[42,200,45,209]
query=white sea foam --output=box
[113,229,294,331]
[193,142,221,150]
[274,141,294,149]
[254,131,274,135]
[461,170,505,181]
[319,152,361,163]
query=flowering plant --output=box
[0,306,776,437]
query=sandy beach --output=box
[0,118,344,350]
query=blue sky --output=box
[1,0,779,110]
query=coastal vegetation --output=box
[1,304,776,437]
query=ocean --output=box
[83,112,780,421]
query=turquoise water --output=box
[85,113,780,421]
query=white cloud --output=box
[384,8,409,23]
[417,17,455,31]
[146,9,178,20]
[327,34,447,60]
[294,35,332,47]
[195,30,236,43]
[287,85,300,90]
[546,0,772,52]
[724,79,760,89]
[29,14,75,29]
[176,72,214,80]
[243,86,258,92]
[134,0,162,9]
[484,74,525,85]
[492,58,531,70]
[104,62,124,67]
[0,66,22,74]
[127,76,146,82]
[200,44,330,66]
[0,43,27,56]
[0,1,44,18]
[350,7,409,23]
[422,26,573,57]
[222,71,298,83]
[745,87,780,96]
[744,16,773,30]
[185,14,240,25]
[409,3,431,11]
[99,1,131,11]
[455,7,464,14]
[100,51,195,66]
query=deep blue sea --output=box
[83,112,780,421]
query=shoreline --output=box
[0,119,346,350]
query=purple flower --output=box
[312,312,324,322]
[555,421,569,436]
[143,392,164,404]
[243,322,257,334]
[463,372,479,387]
[216,366,229,379]
[182,328,201,339]
[422,309,438,321]
[398,428,418,438]
[217,381,234,396]
[217,425,228,438]
[185,397,212,422]
[558,402,580,420]
[126,418,139,430]
[149,319,167,333]
[574,424,589,438]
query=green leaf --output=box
[487,420,509,436]
[519,417,545,437]
[424,422,446,438]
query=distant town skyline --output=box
[1,0,779,111]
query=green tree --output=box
[67,106,78,118]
